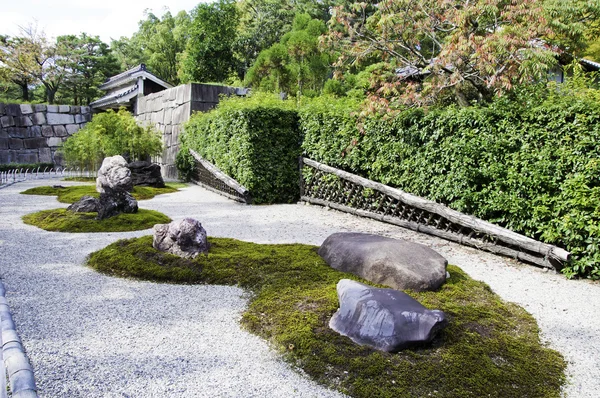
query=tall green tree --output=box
[544,0,600,57]
[179,0,240,83]
[57,34,120,105]
[245,13,331,96]
[234,0,335,78]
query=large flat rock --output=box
[318,232,447,292]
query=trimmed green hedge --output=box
[177,94,301,204]
[300,87,600,279]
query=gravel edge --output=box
[0,281,38,398]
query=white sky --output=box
[0,0,204,43]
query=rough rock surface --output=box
[67,195,99,213]
[318,232,447,292]
[96,189,138,220]
[329,279,447,352]
[153,218,209,258]
[96,155,133,193]
[127,161,165,188]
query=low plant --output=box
[87,235,566,398]
[60,108,163,170]
[22,209,170,233]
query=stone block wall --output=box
[135,83,238,179]
[0,103,90,165]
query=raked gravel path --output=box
[1,178,599,398]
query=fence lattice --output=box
[300,157,570,270]
[189,149,251,204]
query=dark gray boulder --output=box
[318,232,447,292]
[153,218,209,259]
[96,188,138,220]
[329,279,447,352]
[127,161,165,188]
[67,195,99,213]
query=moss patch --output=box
[21,184,180,203]
[87,236,566,398]
[62,177,97,182]
[22,209,171,232]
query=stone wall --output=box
[0,103,90,164]
[135,83,239,179]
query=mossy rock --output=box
[87,236,566,398]
[22,209,171,233]
[21,183,181,203]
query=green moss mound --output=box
[21,184,180,203]
[22,209,171,233]
[87,236,566,398]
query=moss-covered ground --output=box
[21,183,182,203]
[22,209,171,232]
[87,235,566,398]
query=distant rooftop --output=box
[98,64,173,91]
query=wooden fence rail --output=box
[189,149,252,204]
[300,157,570,270]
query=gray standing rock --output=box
[67,195,100,213]
[318,232,447,292]
[96,155,133,193]
[329,279,447,352]
[153,218,209,259]
[127,161,165,188]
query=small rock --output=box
[329,279,447,352]
[67,196,99,213]
[96,188,138,220]
[153,218,209,259]
[127,161,165,188]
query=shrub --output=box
[178,93,301,204]
[300,82,600,279]
[61,108,163,170]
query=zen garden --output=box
[1,1,600,397]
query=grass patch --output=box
[87,236,566,398]
[62,177,97,182]
[22,209,171,232]
[21,184,180,203]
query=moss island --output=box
[87,235,566,398]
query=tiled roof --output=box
[580,58,600,70]
[90,84,139,108]
[99,64,173,91]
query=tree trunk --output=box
[18,82,29,102]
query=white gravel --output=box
[1,179,599,397]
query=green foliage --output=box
[21,183,180,203]
[244,13,331,96]
[111,10,190,85]
[55,33,121,105]
[177,93,300,204]
[87,235,566,397]
[60,108,163,170]
[22,209,170,233]
[179,0,240,83]
[300,79,600,279]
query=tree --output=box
[61,108,163,170]
[544,0,600,57]
[0,34,37,101]
[245,13,331,96]
[234,0,334,78]
[178,0,239,83]
[57,34,120,105]
[325,0,558,110]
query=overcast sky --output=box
[0,0,204,43]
